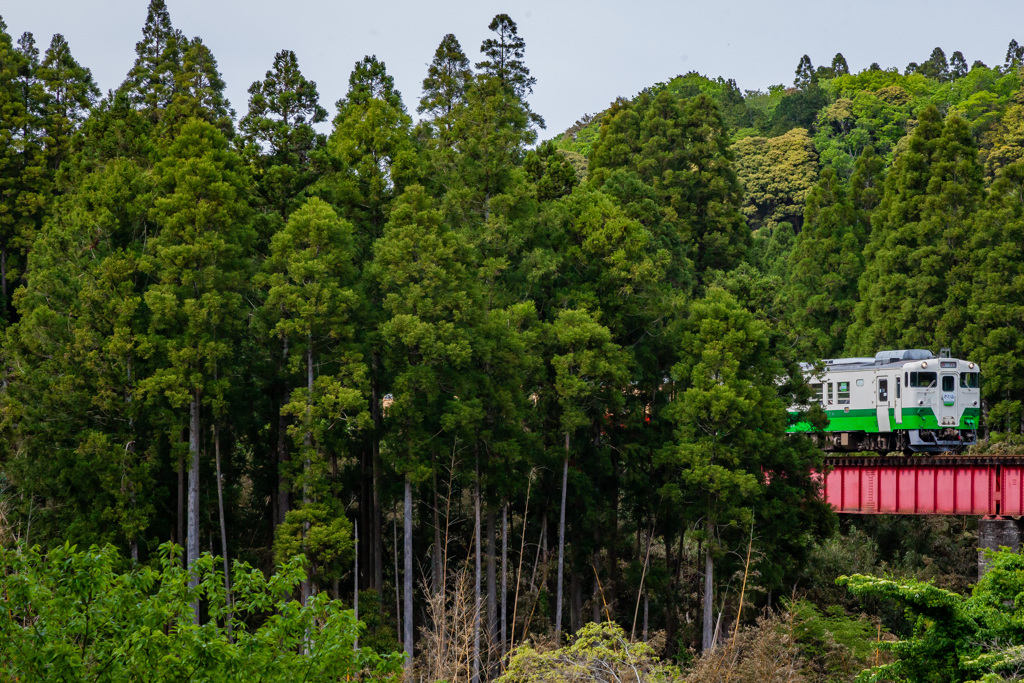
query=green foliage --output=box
[839,548,1024,682]
[477,13,543,128]
[418,33,471,121]
[142,118,253,410]
[548,308,629,437]
[329,55,416,250]
[117,0,183,119]
[499,622,683,683]
[965,163,1024,423]
[371,184,476,477]
[274,501,354,584]
[36,33,99,172]
[848,107,983,353]
[258,196,366,581]
[0,542,402,681]
[239,48,327,243]
[165,36,233,136]
[0,25,46,319]
[2,154,156,547]
[785,162,869,358]
[785,599,882,682]
[660,288,776,526]
[735,127,819,231]
[589,90,748,288]
[523,141,578,202]
[660,287,831,596]
[12,8,1024,670]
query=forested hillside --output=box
[3,1,1024,679]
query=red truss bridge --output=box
[819,455,1024,516]
[819,455,1024,576]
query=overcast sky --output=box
[5,0,1024,137]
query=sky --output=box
[4,0,1024,138]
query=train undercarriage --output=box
[812,428,978,455]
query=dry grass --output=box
[687,614,806,683]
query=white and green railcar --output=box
[788,349,981,453]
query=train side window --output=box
[960,372,979,388]
[878,378,888,402]
[942,375,955,392]
[905,371,908,386]
[896,377,901,398]
[827,382,834,404]
[837,381,850,404]
[811,383,823,404]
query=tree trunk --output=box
[301,338,313,606]
[354,519,359,650]
[702,518,714,652]
[1,245,7,315]
[371,357,383,592]
[510,475,533,654]
[570,570,582,633]
[664,528,677,658]
[472,458,482,683]
[555,434,569,641]
[214,425,232,636]
[127,356,138,563]
[632,523,654,641]
[643,591,649,642]
[608,455,619,616]
[500,502,508,660]
[360,446,371,590]
[530,511,546,592]
[487,506,497,642]
[177,447,184,553]
[403,475,414,668]
[278,335,290,528]
[432,453,442,592]
[188,392,201,625]
[394,515,402,645]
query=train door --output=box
[940,373,957,426]
[876,376,890,432]
[894,376,903,424]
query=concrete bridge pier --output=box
[978,516,1024,578]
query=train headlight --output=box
[921,361,928,368]
[974,400,978,406]
[969,362,975,369]
[919,400,924,406]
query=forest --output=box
[3,1,1024,680]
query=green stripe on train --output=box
[787,407,980,433]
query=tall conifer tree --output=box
[119,0,183,119]
[330,54,415,593]
[370,185,477,666]
[849,108,982,353]
[418,34,472,135]
[261,197,366,600]
[37,33,99,172]
[966,163,1024,431]
[476,14,542,128]
[787,166,864,358]
[0,27,46,318]
[143,119,253,619]
[241,49,327,235]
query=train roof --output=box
[800,349,977,374]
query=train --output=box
[788,349,981,454]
